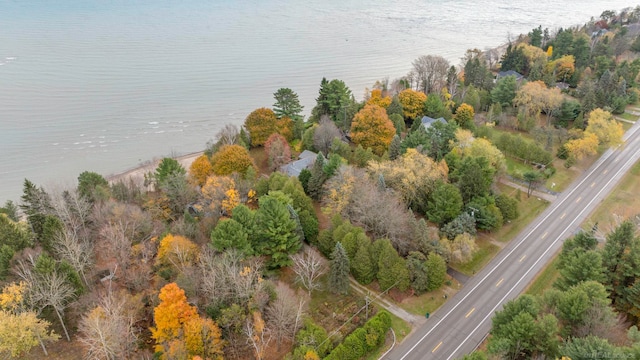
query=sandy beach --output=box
[106,151,204,185]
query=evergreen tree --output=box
[306,154,327,200]
[20,179,53,240]
[490,75,517,107]
[423,93,450,120]
[389,135,402,160]
[210,218,252,257]
[351,242,375,284]
[601,221,640,313]
[386,96,403,118]
[254,196,302,268]
[329,242,350,295]
[425,252,447,291]
[273,88,304,121]
[376,239,410,291]
[406,251,430,294]
[426,182,463,226]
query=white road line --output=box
[396,129,625,360]
[445,142,640,360]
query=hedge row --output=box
[324,310,392,360]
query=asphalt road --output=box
[385,120,640,360]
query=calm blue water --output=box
[0,0,635,202]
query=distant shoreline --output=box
[106,150,204,184]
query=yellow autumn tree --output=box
[350,104,396,156]
[201,175,238,215]
[518,43,547,66]
[0,310,60,358]
[183,317,225,360]
[156,234,199,269]
[366,89,392,108]
[189,155,213,187]
[0,282,27,313]
[513,80,562,124]
[451,129,506,173]
[565,132,599,160]
[211,144,256,177]
[398,89,427,120]
[304,349,321,360]
[368,148,448,210]
[151,283,198,355]
[546,55,575,82]
[0,282,59,358]
[453,103,475,129]
[244,107,279,146]
[585,108,623,146]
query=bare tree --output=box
[51,189,93,242]
[199,249,266,308]
[291,248,327,295]
[244,311,271,360]
[266,283,306,348]
[15,255,76,342]
[411,55,450,94]
[54,228,93,286]
[78,287,141,360]
[313,119,342,155]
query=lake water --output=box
[0,0,635,203]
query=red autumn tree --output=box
[264,133,292,172]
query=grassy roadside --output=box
[526,160,640,296]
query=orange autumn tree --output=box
[350,104,396,156]
[211,144,256,177]
[398,89,427,120]
[189,154,213,187]
[151,283,224,359]
[244,107,279,146]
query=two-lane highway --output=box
[385,120,640,360]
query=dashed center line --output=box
[496,278,504,287]
[560,213,567,219]
[603,169,609,175]
[432,341,443,353]
[541,231,548,239]
[576,196,582,203]
[519,255,526,262]
[591,182,596,188]
[465,308,475,318]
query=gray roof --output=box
[496,70,524,80]
[280,151,318,177]
[298,150,317,159]
[421,116,447,129]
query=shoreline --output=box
[106,150,204,184]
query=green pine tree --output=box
[329,242,350,294]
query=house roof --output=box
[496,70,524,80]
[421,116,447,129]
[280,151,318,177]
[298,150,317,159]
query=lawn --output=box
[494,182,550,242]
[450,238,500,276]
[525,255,560,296]
[587,160,640,227]
[618,112,638,121]
[399,281,461,316]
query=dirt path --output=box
[499,178,557,202]
[349,278,426,326]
